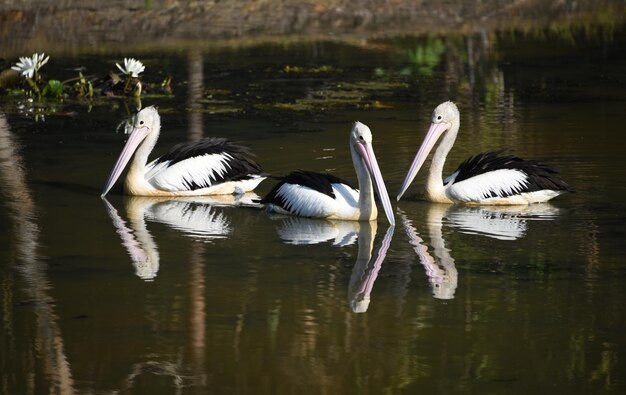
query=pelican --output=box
[261,122,395,225]
[101,106,266,197]
[396,101,571,204]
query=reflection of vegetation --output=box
[591,348,618,390]
[375,37,446,79]
[13,99,64,122]
[521,3,623,44]
[405,38,445,76]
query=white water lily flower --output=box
[11,52,50,79]
[116,57,145,78]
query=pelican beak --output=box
[355,142,395,226]
[101,126,150,197]
[396,122,450,201]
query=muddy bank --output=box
[1,0,625,54]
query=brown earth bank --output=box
[1,0,625,54]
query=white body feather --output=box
[147,153,234,191]
[432,169,564,205]
[268,182,362,220]
[144,154,265,196]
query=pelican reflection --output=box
[399,206,458,300]
[399,203,561,299]
[443,204,560,241]
[103,194,254,280]
[273,215,359,246]
[348,224,394,313]
[103,198,160,280]
[272,217,394,312]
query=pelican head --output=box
[396,101,460,201]
[351,121,395,226]
[101,106,161,197]
[431,100,459,125]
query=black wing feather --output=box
[260,170,355,208]
[154,137,265,191]
[452,151,572,196]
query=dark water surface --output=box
[2,27,626,394]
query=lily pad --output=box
[42,80,64,98]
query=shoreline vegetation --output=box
[1,0,625,55]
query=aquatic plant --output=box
[116,57,145,97]
[11,53,49,80]
[42,79,64,99]
[10,53,51,99]
[73,72,94,99]
[63,58,152,100]
[116,57,145,78]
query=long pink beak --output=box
[355,142,395,226]
[396,122,449,201]
[101,126,149,197]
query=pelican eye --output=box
[437,115,442,121]
[139,120,144,125]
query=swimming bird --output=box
[396,101,571,204]
[101,106,266,197]
[261,122,395,225]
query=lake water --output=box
[1,26,626,394]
